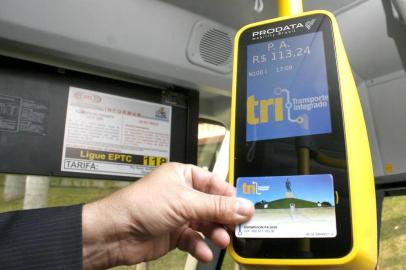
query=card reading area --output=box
[236,174,337,238]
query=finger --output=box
[190,221,230,249]
[177,228,213,262]
[182,189,254,225]
[182,164,235,196]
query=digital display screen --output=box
[246,32,332,141]
[235,174,337,238]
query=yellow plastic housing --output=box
[228,10,377,269]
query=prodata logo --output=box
[252,23,304,39]
[251,18,317,40]
[305,19,316,30]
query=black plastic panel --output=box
[0,56,198,181]
[232,14,352,259]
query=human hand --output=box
[82,162,254,269]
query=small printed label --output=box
[61,87,171,177]
[0,94,49,135]
[384,163,394,173]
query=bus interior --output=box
[0,0,406,269]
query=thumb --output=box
[182,190,255,224]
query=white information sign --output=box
[61,87,171,177]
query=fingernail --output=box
[237,198,254,216]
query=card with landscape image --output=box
[236,174,337,238]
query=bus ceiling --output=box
[0,1,404,95]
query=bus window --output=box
[0,175,125,213]
[379,195,406,269]
[198,120,227,170]
[0,119,226,270]
[111,120,227,270]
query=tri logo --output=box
[242,181,270,195]
[246,86,331,141]
[247,88,308,126]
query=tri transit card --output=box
[236,174,337,238]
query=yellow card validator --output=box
[236,174,337,238]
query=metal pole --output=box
[297,146,311,253]
[298,148,310,175]
[278,0,303,17]
[277,0,311,255]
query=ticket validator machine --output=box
[228,2,377,269]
